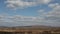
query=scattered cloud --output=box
[5,0,52,9]
[1,0,60,27]
[37,3,60,26]
[48,3,59,8]
[0,14,42,26]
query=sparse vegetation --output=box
[0,26,60,34]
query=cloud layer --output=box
[37,3,60,26]
[0,14,42,26]
[5,0,51,9]
[1,0,60,27]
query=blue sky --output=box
[0,0,60,27]
[0,0,51,16]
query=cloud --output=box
[0,14,42,26]
[47,3,60,17]
[0,14,55,26]
[1,3,60,27]
[5,0,52,9]
[48,3,59,8]
[36,3,60,26]
[38,9,47,17]
[1,3,60,26]
[2,0,60,27]
[38,3,60,26]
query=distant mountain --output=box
[0,25,60,29]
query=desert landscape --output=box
[0,0,60,34]
[0,26,60,34]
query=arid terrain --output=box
[0,26,60,34]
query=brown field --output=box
[0,26,60,34]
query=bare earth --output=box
[0,25,60,34]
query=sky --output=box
[0,0,60,27]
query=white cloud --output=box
[1,3,60,26]
[47,3,60,17]
[48,3,59,8]
[36,0,52,4]
[0,14,42,26]
[36,3,60,26]
[38,9,47,17]
[5,0,52,9]
[45,3,60,26]
[1,14,56,26]
[2,0,60,26]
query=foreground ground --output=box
[0,26,60,34]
